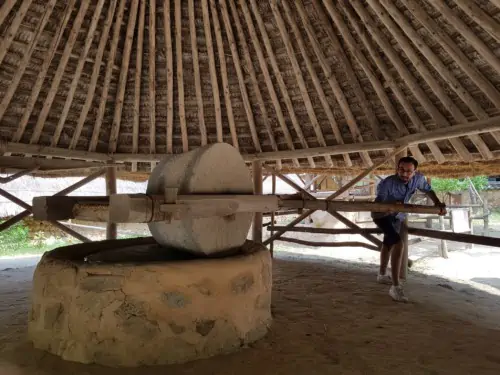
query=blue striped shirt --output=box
[372,172,432,220]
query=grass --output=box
[0,221,69,257]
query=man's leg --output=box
[379,244,391,276]
[390,239,403,287]
[373,217,395,284]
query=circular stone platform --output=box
[27,238,272,367]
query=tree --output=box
[431,176,488,193]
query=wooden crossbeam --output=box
[0,0,33,67]
[0,168,38,184]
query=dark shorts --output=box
[373,215,402,246]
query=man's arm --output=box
[418,175,446,215]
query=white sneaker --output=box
[389,285,408,302]
[377,274,392,285]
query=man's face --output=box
[397,162,416,183]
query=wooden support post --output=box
[483,198,489,236]
[400,217,409,281]
[106,166,117,240]
[252,161,263,243]
[439,215,449,258]
[270,173,276,257]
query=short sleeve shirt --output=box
[372,172,432,220]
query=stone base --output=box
[27,239,272,367]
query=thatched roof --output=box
[1,0,500,176]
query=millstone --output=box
[27,239,272,367]
[147,143,254,256]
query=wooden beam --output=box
[209,0,238,148]
[70,0,118,151]
[378,0,493,160]
[0,168,39,184]
[189,0,207,146]
[108,0,139,153]
[330,1,425,163]
[0,0,56,122]
[281,0,352,167]
[51,0,106,148]
[11,0,76,145]
[175,0,188,152]
[454,0,500,44]
[278,237,379,251]
[354,0,472,162]
[149,0,157,159]
[131,0,146,172]
[201,0,222,143]
[106,166,117,239]
[164,0,174,152]
[252,161,263,243]
[245,0,315,168]
[0,0,17,26]
[316,0,382,162]
[0,157,110,173]
[0,0,33,66]
[408,227,500,248]
[89,0,127,152]
[29,1,90,145]
[226,0,292,166]
[340,2,445,164]
[269,226,381,235]
[219,0,263,157]
[270,0,334,167]
[430,1,500,76]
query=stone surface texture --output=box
[28,242,272,367]
[147,143,254,255]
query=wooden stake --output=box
[51,0,106,147]
[189,0,207,146]
[252,161,263,243]
[106,166,117,240]
[201,0,222,143]
[270,0,334,167]
[108,0,139,153]
[175,0,188,152]
[164,0,174,152]
[132,0,146,171]
[341,2,445,164]
[89,0,127,152]
[245,0,315,167]
[70,0,118,150]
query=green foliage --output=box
[0,222,31,254]
[430,176,488,193]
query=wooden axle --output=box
[33,193,443,223]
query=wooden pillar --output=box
[439,215,448,258]
[106,166,117,240]
[252,161,263,243]
[400,218,409,280]
[270,173,276,257]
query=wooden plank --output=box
[108,0,140,153]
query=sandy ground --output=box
[1,245,500,374]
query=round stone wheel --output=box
[147,143,254,256]
[27,239,272,367]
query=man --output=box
[372,156,446,302]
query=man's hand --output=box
[435,202,447,216]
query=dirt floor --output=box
[1,251,500,375]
